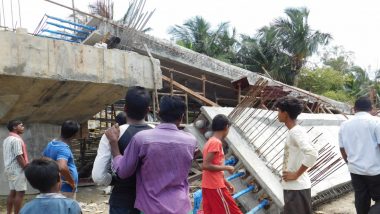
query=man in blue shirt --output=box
[43,120,80,198]
[339,96,380,214]
[20,158,81,214]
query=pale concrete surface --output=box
[187,106,352,212]
[0,30,161,124]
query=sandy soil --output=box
[0,186,357,214]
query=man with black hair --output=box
[92,86,152,214]
[3,120,29,214]
[115,112,127,126]
[339,96,380,214]
[43,120,80,199]
[201,114,242,214]
[20,158,81,214]
[106,95,197,214]
[275,96,318,214]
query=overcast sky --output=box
[3,0,380,76]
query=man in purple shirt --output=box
[106,96,197,214]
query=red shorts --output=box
[202,187,243,214]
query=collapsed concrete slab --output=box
[186,106,351,213]
[0,30,161,124]
[82,17,351,113]
[0,30,162,194]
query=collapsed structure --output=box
[0,29,161,194]
[0,4,355,213]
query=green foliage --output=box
[168,16,237,63]
[297,67,345,94]
[322,90,354,103]
[235,7,331,85]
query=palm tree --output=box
[236,26,292,83]
[273,7,331,84]
[168,16,237,62]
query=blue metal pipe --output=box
[46,15,96,31]
[232,185,255,199]
[46,21,90,34]
[246,199,269,214]
[41,29,86,40]
[36,34,79,43]
[225,156,237,166]
[226,171,245,181]
[192,189,202,214]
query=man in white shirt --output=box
[92,86,152,214]
[3,120,29,214]
[275,96,318,214]
[339,96,380,214]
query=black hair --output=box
[7,120,22,132]
[125,86,151,120]
[158,96,186,123]
[275,96,303,120]
[61,120,80,139]
[24,158,60,193]
[211,114,231,131]
[115,112,127,125]
[354,96,372,112]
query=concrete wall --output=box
[0,123,61,195]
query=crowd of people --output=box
[2,86,380,214]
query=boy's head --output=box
[211,114,231,138]
[124,86,151,121]
[354,96,372,112]
[115,112,127,125]
[7,120,24,134]
[158,96,186,124]
[275,96,303,122]
[61,120,80,139]
[24,158,61,193]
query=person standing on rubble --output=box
[3,120,29,214]
[339,96,380,214]
[92,86,152,214]
[106,95,197,214]
[275,96,318,214]
[201,114,243,214]
[43,120,80,199]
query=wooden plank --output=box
[162,75,219,106]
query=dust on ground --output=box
[0,186,357,214]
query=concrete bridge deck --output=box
[0,30,161,194]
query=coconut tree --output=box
[168,16,237,62]
[273,7,331,84]
[236,26,292,83]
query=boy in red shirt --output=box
[201,114,243,214]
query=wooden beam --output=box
[162,75,220,106]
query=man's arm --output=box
[202,152,234,173]
[283,130,318,181]
[13,138,27,168]
[57,159,76,191]
[110,136,141,179]
[16,155,28,169]
[374,120,380,148]
[340,148,348,163]
[92,134,112,186]
[283,165,309,181]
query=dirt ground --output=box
[0,186,357,214]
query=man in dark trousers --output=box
[92,86,152,214]
[339,96,380,214]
